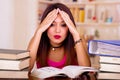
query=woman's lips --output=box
[54,35,61,39]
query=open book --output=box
[31,65,98,79]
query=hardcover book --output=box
[0,68,28,78]
[31,65,98,79]
[98,72,120,80]
[0,49,29,60]
[100,63,120,73]
[88,40,120,57]
[0,57,30,70]
[100,56,120,64]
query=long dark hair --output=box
[37,3,77,67]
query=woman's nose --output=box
[55,25,61,33]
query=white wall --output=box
[0,0,38,49]
[13,0,38,49]
[0,0,14,49]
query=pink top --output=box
[37,55,66,69]
[47,55,66,68]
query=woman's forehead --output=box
[53,14,64,23]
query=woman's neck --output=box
[51,44,63,51]
[49,46,65,62]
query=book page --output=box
[31,67,64,79]
[62,65,98,78]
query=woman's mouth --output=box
[54,35,61,39]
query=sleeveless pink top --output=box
[37,55,66,69]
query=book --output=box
[0,68,28,78]
[31,65,98,79]
[0,49,29,60]
[98,72,120,80]
[100,56,120,64]
[0,57,29,70]
[100,63,120,73]
[88,40,120,57]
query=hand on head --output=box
[38,9,58,33]
[58,8,77,35]
[38,8,79,40]
[58,8,80,40]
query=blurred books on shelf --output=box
[0,49,30,79]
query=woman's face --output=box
[47,14,68,46]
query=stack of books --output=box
[88,40,120,79]
[0,49,30,79]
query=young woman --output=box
[28,3,92,79]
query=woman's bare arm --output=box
[59,10,91,66]
[27,9,58,72]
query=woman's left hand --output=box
[59,9,80,41]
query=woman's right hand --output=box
[27,9,58,72]
[36,9,58,34]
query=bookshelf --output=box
[38,0,120,40]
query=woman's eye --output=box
[50,24,54,27]
[61,24,67,27]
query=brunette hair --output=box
[37,3,77,67]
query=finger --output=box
[57,8,61,13]
[46,9,58,26]
[39,9,58,32]
[60,11,78,35]
[45,9,58,21]
[43,9,58,25]
[47,9,57,17]
[59,11,71,25]
[60,11,75,28]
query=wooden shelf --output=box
[65,1,120,7]
[39,0,120,5]
[39,0,57,4]
[76,22,120,27]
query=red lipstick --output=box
[54,35,61,39]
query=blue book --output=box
[88,40,120,57]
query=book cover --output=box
[0,68,28,79]
[31,65,98,79]
[88,40,120,57]
[0,49,29,60]
[0,57,29,70]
